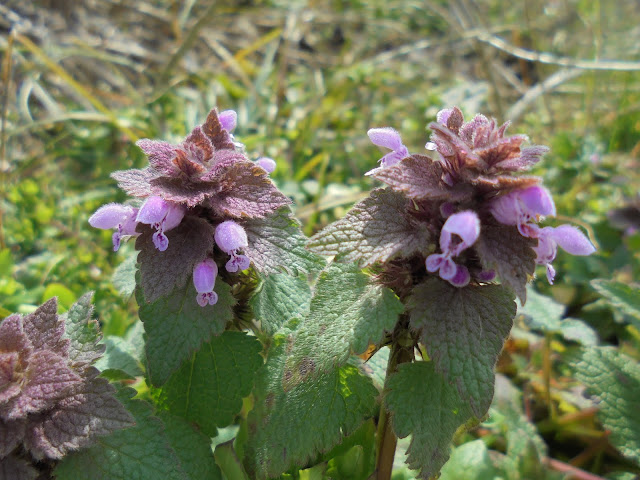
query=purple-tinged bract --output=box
[0,297,133,475]
[310,106,596,302]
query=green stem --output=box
[375,337,414,480]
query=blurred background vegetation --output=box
[1,1,639,478]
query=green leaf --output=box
[569,347,640,465]
[385,361,474,479]
[137,280,236,386]
[158,411,222,480]
[439,440,507,480]
[244,325,378,479]
[591,279,640,322]
[54,387,186,480]
[112,253,137,298]
[307,189,430,267]
[95,336,144,379]
[244,207,325,275]
[520,286,598,345]
[158,331,263,437]
[250,273,312,335]
[287,263,403,380]
[62,292,104,368]
[408,279,515,416]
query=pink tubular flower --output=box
[214,220,251,273]
[367,127,410,169]
[533,225,595,284]
[136,196,185,251]
[490,185,556,237]
[88,203,139,251]
[193,259,219,306]
[219,110,237,133]
[426,211,480,287]
[255,157,276,174]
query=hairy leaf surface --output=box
[386,361,474,479]
[54,387,185,480]
[158,412,222,480]
[307,189,430,267]
[244,208,324,275]
[591,279,640,322]
[569,347,640,464]
[408,278,515,416]
[137,280,235,386]
[250,273,312,335]
[475,222,535,303]
[244,325,378,479]
[287,263,403,377]
[62,293,104,369]
[137,216,214,304]
[158,332,263,437]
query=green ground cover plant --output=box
[1,1,639,479]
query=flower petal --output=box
[136,196,169,225]
[193,258,218,293]
[214,220,248,254]
[219,110,237,132]
[255,157,276,173]
[442,210,480,251]
[367,127,404,151]
[88,204,136,230]
[518,185,556,217]
[550,225,596,256]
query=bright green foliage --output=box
[385,361,474,479]
[591,279,640,322]
[324,420,376,480]
[439,440,508,480]
[137,280,236,386]
[157,332,263,437]
[112,254,137,298]
[287,263,403,377]
[520,286,598,345]
[54,388,185,480]
[569,347,640,465]
[61,292,104,366]
[244,323,378,479]
[157,411,222,480]
[407,279,515,415]
[250,273,312,335]
[95,336,144,379]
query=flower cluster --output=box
[89,108,290,306]
[310,106,595,302]
[366,106,595,295]
[0,298,132,477]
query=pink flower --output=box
[490,185,556,237]
[88,203,139,251]
[367,127,410,168]
[533,225,595,284]
[193,259,219,307]
[426,211,480,287]
[219,110,237,133]
[136,196,185,251]
[214,220,251,273]
[255,157,276,174]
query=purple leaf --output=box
[111,168,153,198]
[475,222,536,303]
[0,454,38,480]
[0,418,25,457]
[136,216,215,303]
[135,139,178,176]
[201,108,235,150]
[22,298,68,356]
[370,154,468,201]
[308,189,431,267]
[3,351,82,420]
[207,161,291,218]
[24,376,134,461]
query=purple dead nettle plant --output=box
[0,296,133,478]
[308,106,595,477]
[89,108,310,308]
